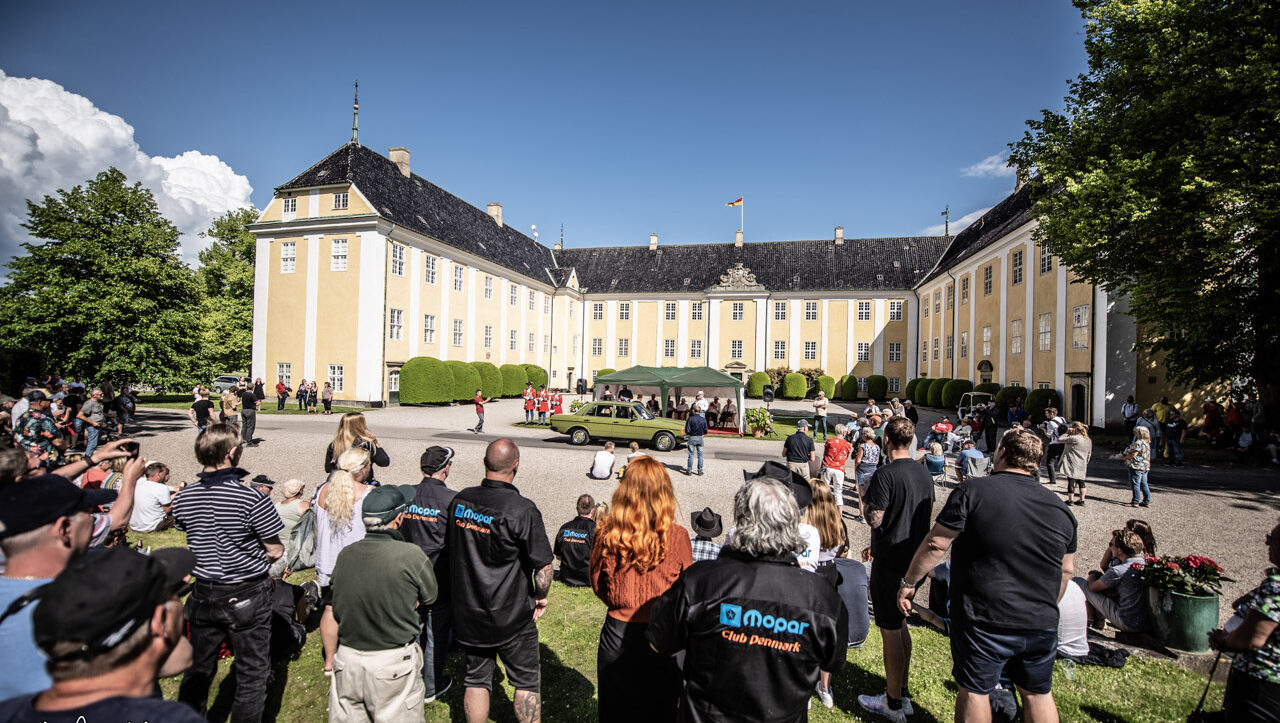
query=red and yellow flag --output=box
[725,197,743,207]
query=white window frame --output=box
[423,315,436,344]
[774,301,787,321]
[934,291,941,314]
[510,283,518,306]
[528,332,535,353]
[982,325,992,357]
[528,290,535,311]
[690,302,703,321]
[453,266,464,292]
[388,370,400,392]
[280,241,296,274]
[857,342,871,362]
[282,197,297,214]
[1037,381,1052,390]
[857,300,871,321]
[1040,245,1053,275]
[888,342,901,362]
[333,192,348,210]
[276,363,292,388]
[1011,319,1023,355]
[331,238,348,272]
[591,338,603,356]
[731,302,744,321]
[619,302,630,321]
[730,340,743,359]
[665,302,677,321]
[390,243,405,276]
[773,340,786,360]
[803,341,817,361]
[618,338,629,357]
[664,339,676,358]
[960,277,969,303]
[452,319,464,347]
[592,303,604,321]
[424,256,437,284]
[510,329,518,351]
[388,308,403,340]
[888,377,901,393]
[922,340,928,362]
[543,334,549,353]
[804,301,818,321]
[1012,250,1024,285]
[947,284,954,310]
[858,377,868,392]
[328,364,344,393]
[889,300,903,321]
[484,276,493,299]
[960,331,968,358]
[483,324,493,349]
[544,297,550,314]
[946,334,954,360]
[690,339,702,359]
[1038,313,1053,352]
[1073,305,1090,349]
[983,265,993,295]
[933,337,940,359]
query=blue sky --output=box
[0,1,1087,259]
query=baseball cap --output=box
[250,474,275,488]
[362,485,415,523]
[420,446,455,474]
[904,399,913,404]
[26,389,49,402]
[796,419,810,428]
[33,546,194,660]
[0,475,117,539]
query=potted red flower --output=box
[1134,554,1230,652]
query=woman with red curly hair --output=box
[590,456,692,721]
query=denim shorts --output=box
[951,620,1057,695]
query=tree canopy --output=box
[1009,0,1280,409]
[195,208,257,378]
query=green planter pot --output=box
[1146,587,1219,653]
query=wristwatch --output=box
[899,577,918,590]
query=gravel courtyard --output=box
[133,396,1279,623]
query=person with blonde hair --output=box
[315,445,374,674]
[1122,425,1152,508]
[589,456,692,721]
[805,482,849,708]
[324,412,390,477]
[1057,421,1093,506]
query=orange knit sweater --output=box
[589,523,693,623]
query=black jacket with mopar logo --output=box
[447,478,553,647]
[552,516,596,587]
[400,476,458,608]
[647,549,847,723]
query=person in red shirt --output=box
[821,423,854,509]
[551,390,563,415]
[274,379,289,412]
[473,389,493,434]
[522,383,535,424]
[536,385,551,425]
[924,416,954,451]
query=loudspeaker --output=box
[575,378,588,395]
[762,385,775,404]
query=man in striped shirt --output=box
[173,423,284,722]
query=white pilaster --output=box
[355,231,387,402]
[968,277,977,377]
[1092,286,1109,428]
[465,266,477,363]
[820,300,830,372]
[846,300,854,377]
[408,248,421,360]
[303,235,320,381]
[754,299,767,371]
[788,299,801,369]
[1055,262,1068,393]
[709,300,722,369]
[677,300,690,366]
[537,291,546,370]
[308,189,319,217]
[904,295,918,381]
[251,235,271,382]
[872,299,886,375]
[438,258,450,362]
[498,281,508,365]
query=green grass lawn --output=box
[136,397,364,416]
[132,529,1221,722]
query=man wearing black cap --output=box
[14,390,61,465]
[784,418,816,482]
[400,445,459,703]
[553,494,596,586]
[0,546,204,722]
[329,484,438,721]
[689,507,722,562]
[0,474,128,700]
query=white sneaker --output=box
[857,693,907,723]
[902,695,914,716]
[815,683,834,709]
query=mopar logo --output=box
[454,504,494,525]
[719,603,809,635]
[563,530,589,540]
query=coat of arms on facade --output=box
[709,263,763,291]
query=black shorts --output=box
[869,562,907,630]
[951,620,1057,695]
[463,619,541,693]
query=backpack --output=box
[286,506,317,572]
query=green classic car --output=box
[549,401,688,451]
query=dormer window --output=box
[334,192,349,210]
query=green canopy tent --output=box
[593,366,746,434]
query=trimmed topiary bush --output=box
[836,374,855,401]
[1024,388,1063,421]
[913,378,932,405]
[593,368,616,388]
[904,378,922,403]
[817,375,836,399]
[866,375,888,402]
[975,382,1002,395]
[399,356,452,404]
[746,371,770,398]
[522,364,549,389]
[942,379,974,409]
[927,377,952,408]
[499,364,529,397]
[470,362,502,399]
[444,361,481,403]
[995,385,1028,412]
[782,372,807,399]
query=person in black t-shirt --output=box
[1163,409,1188,466]
[188,387,215,434]
[553,494,596,587]
[857,417,933,722]
[897,426,1077,723]
[399,445,459,702]
[237,383,260,446]
[783,419,816,481]
[447,439,553,723]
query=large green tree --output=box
[0,168,203,388]
[195,207,257,377]
[1009,0,1280,412]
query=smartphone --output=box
[120,441,141,459]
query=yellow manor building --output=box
[249,141,1195,428]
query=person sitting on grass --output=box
[1077,529,1148,633]
[554,494,597,587]
[589,441,617,480]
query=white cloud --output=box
[0,70,253,265]
[921,206,991,236]
[961,153,1016,179]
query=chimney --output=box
[487,203,503,228]
[735,229,743,248]
[554,240,563,251]
[388,147,410,178]
[649,233,658,251]
[834,226,844,245]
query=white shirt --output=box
[590,451,616,479]
[1057,581,1089,657]
[694,397,709,413]
[796,523,821,572]
[813,397,828,417]
[129,478,173,532]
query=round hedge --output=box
[941,379,974,409]
[995,385,1028,411]
[927,377,952,408]
[593,368,616,388]
[470,362,502,399]
[522,364,549,389]
[1024,388,1063,421]
[866,375,888,402]
[499,364,529,397]
[836,374,854,401]
[399,356,452,404]
[444,361,481,403]
[912,379,933,405]
[746,371,770,398]
[782,372,807,399]
[817,375,836,399]
[904,378,922,402]
[974,382,1002,395]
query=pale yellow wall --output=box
[882,297,908,383]
[314,235,360,385]
[636,302,658,364]
[266,236,307,382]
[317,186,373,218]
[1031,243,1059,386]
[800,300,822,366]
[974,259,1001,381]
[1064,270,1093,374]
[826,301,849,374]
[385,242,412,365]
[1005,243,1028,384]
[717,300,756,366]
[258,196,284,223]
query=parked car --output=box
[549,400,688,451]
[212,375,243,393]
[957,391,993,420]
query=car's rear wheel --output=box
[652,432,676,452]
[569,427,590,446]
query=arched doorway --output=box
[977,360,993,384]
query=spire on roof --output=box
[351,81,360,145]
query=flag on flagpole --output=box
[725,197,743,207]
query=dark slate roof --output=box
[276,143,556,280]
[917,183,1035,287]
[554,237,948,294]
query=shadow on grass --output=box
[1078,704,1138,722]
[440,643,594,722]
[833,660,945,723]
